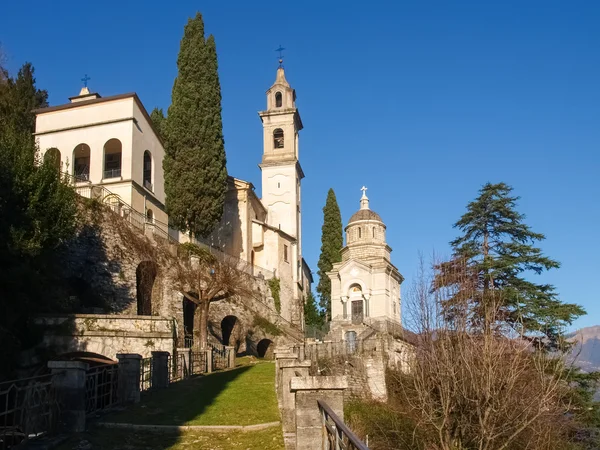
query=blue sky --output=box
[2,1,599,330]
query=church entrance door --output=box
[351,300,364,324]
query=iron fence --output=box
[0,373,59,449]
[168,354,186,383]
[318,400,369,450]
[191,352,207,375]
[84,364,118,416]
[140,358,152,392]
[211,345,229,371]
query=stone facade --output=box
[31,67,312,363]
[328,189,404,333]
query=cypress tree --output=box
[435,182,584,348]
[164,13,228,237]
[304,291,323,328]
[149,107,165,140]
[316,188,343,321]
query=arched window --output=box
[103,138,122,179]
[143,150,152,190]
[73,144,90,181]
[44,148,61,171]
[273,129,284,149]
[146,209,153,223]
[275,92,282,108]
[358,227,362,238]
[372,227,375,238]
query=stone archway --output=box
[136,261,157,316]
[221,315,242,351]
[257,339,274,359]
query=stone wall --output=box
[34,314,174,359]
[38,204,301,362]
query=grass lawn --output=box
[106,361,279,426]
[56,427,284,450]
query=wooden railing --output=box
[318,400,369,450]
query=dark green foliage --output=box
[435,182,584,348]
[316,188,343,321]
[149,107,166,139]
[304,291,323,327]
[252,316,282,337]
[0,63,78,379]
[268,277,281,313]
[163,13,228,238]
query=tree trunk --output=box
[197,300,210,350]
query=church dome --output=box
[348,208,382,224]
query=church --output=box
[326,188,404,342]
[33,64,312,329]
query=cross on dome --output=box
[360,186,369,210]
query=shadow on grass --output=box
[108,365,254,427]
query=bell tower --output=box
[258,65,304,242]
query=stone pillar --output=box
[298,344,305,361]
[48,360,89,433]
[290,376,348,450]
[176,348,191,379]
[275,351,299,399]
[116,354,142,404]
[280,360,311,433]
[205,349,213,373]
[151,351,169,389]
[225,346,236,368]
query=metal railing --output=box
[210,344,230,371]
[140,358,152,392]
[84,364,118,415]
[318,400,369,450]
[168,354,186,383]
[0,373,59,449]
[103,168,121,179]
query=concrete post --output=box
[274,351,299,399]
[116,354,142,404]
[205,349,213,373]
[176,348,191,379]
[225,346,236,368]
[290,376,348,450]
[48,360,89,433]
[151,351,170,389]
[280,360,311,434]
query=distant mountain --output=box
[568,325,600,372]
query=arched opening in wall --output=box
[146,209,154,223]
[136,261,157,316]
[221,315,242,351]
[44,147,61,171]
[349,283,364,324]
[143,150,152,190]
[358,227,362,238]
[257,339,274,359]
[56,351,116,367]
[372,227,375,238]
[345,331,357,354]
[73,143,91,181]
[183,296,196,348]
[103,138,122,179]
[275,92,282,108]
[273,128,284,149]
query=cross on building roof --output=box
[81,74,91,88]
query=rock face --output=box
[569,325,600,372]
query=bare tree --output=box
[390,254,582,450]
[169,243,256,349]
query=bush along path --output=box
[57,359,284,450]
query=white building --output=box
[327,188,404,340]
[34,65,311,328]
[34,87,168,226]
